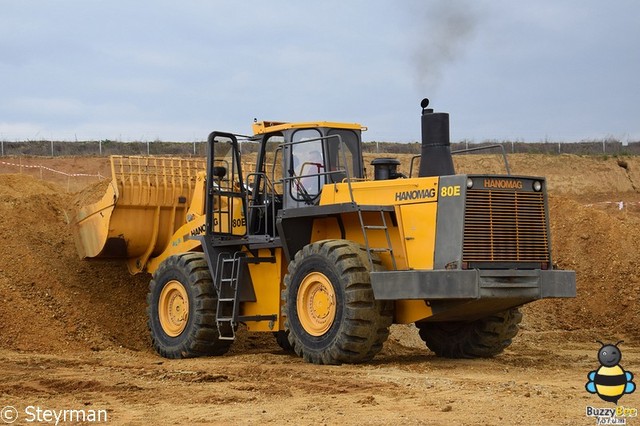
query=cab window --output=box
[326,129,362,181]
[290,129,324,203]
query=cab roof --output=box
[252,120,366,136]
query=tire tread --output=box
[416,308,522,359]
[283,239,393,365]
[147,253,232,359]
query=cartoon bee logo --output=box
[586,340,636,404]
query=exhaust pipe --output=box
[418,98,455,177]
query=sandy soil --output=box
[1,154,639,425]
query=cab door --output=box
[284,128,325,208]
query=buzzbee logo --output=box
[585,340,636,404]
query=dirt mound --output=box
[0,174,149,353]
[0,174,61,198]
[453,154,639,195]
[522,195,640,340]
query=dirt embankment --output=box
[0,174,149,354]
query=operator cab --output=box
[205,122,366,246]
[252,121,366,210]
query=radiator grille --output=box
[463,189,549,263]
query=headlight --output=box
[533,181,542,192]
[466,178,474,189]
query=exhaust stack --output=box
[418,98,455,177]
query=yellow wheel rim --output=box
[158,280,189,337]
[297,272,336,336]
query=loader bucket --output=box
[73,156,206,274]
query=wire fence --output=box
[365,140,640,155]
[0,140,209,157]
[0,139,639,157]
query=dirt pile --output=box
[0,174,149,353]
[525,195,640,339]
[454,154,640,195]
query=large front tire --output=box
[283,240,392,365]
[416,308,522,358]
[147,253,232,359]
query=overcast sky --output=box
[1,1,638,143]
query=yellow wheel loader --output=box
[73,99,576,364]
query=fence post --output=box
[1,140,3,156]
[99,140,102,156]
[51,140,54,157]
[147,141,150,156]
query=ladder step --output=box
[217,316,234,321]
[369,248,392,253]
[214,252,251,342]
[363,225,387,230]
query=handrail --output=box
[452,144,511,175]
[409,144,511,177]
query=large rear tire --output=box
[147,253,232,359]
[416,308,522,358]
[283,240,393,365]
